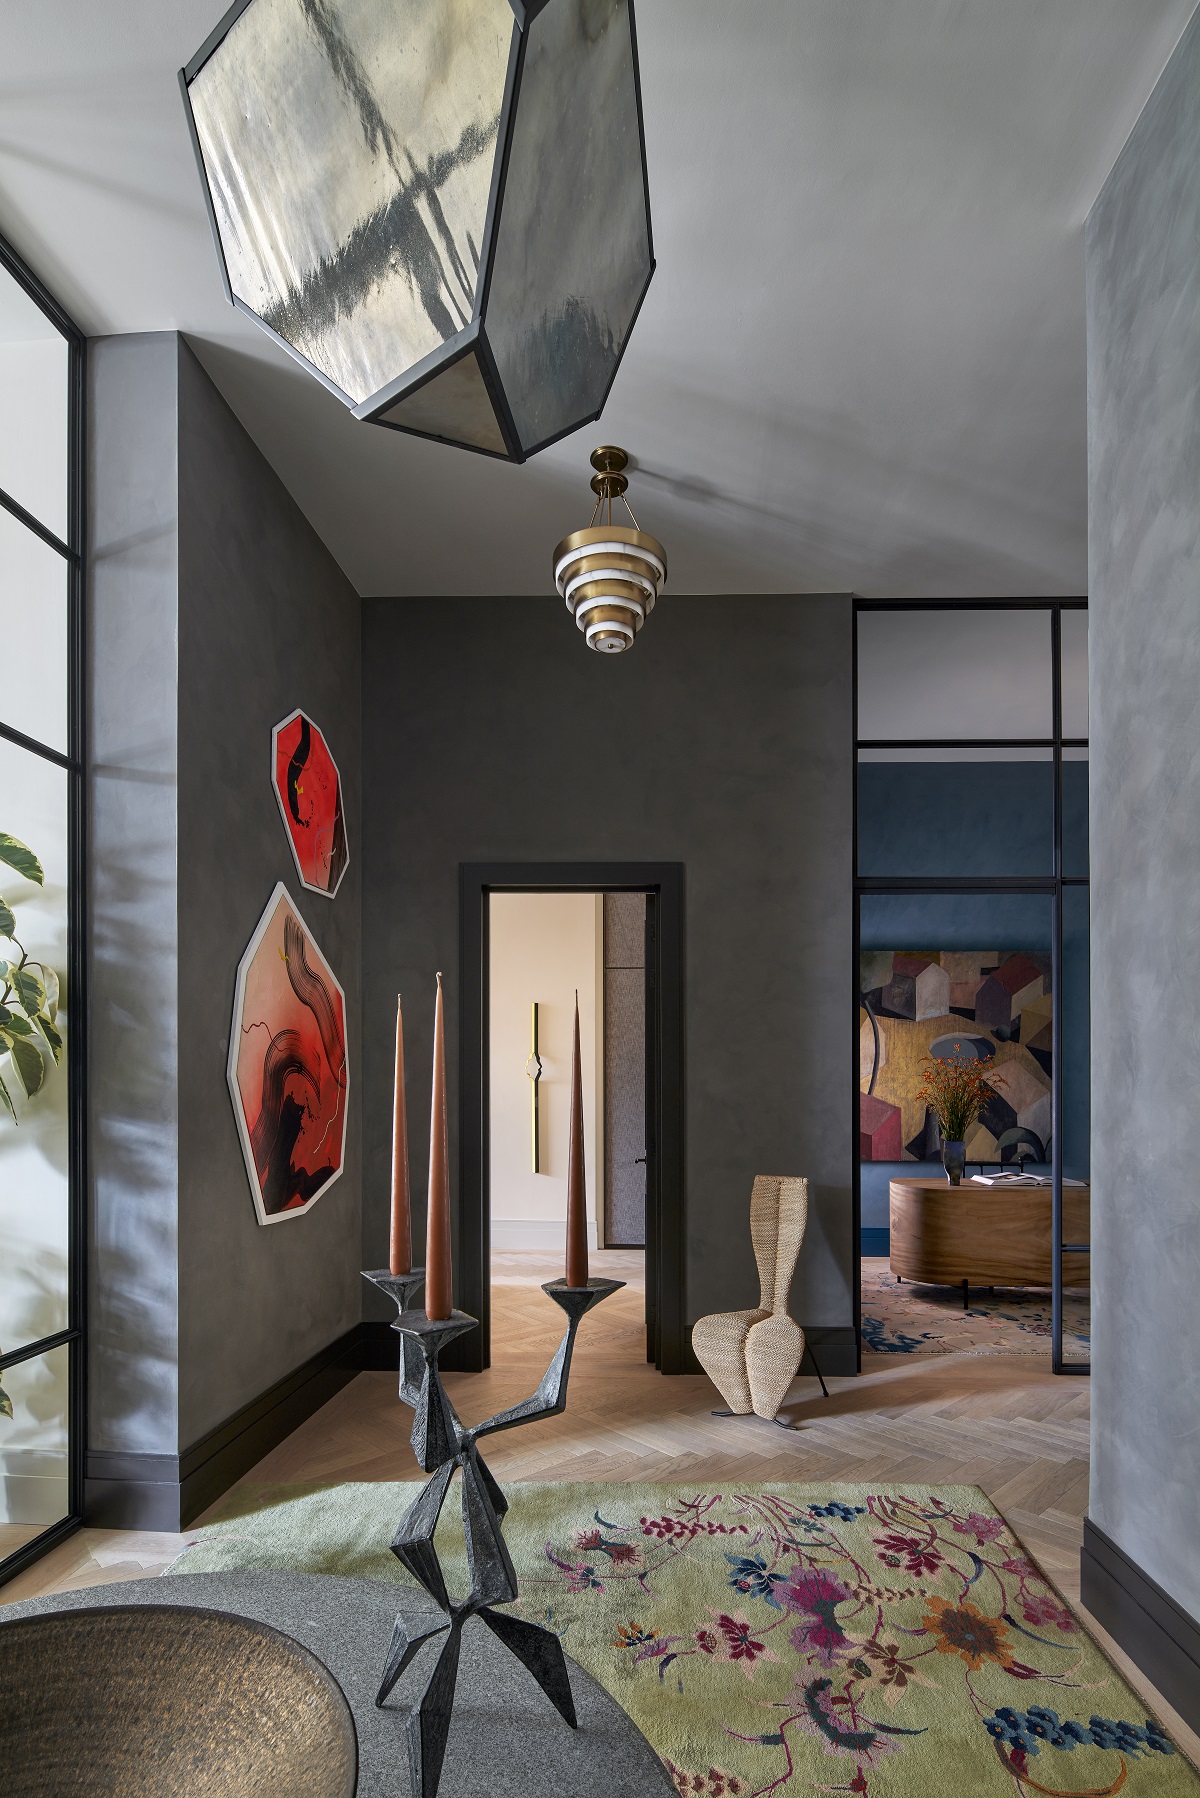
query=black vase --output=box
[942,1140,966,1186]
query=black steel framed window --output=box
[0,230,86,1582]
[853,599,1089,1375]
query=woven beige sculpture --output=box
[692,1175,810,1422]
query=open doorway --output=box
[458,862,685,1375]
[487,891,646,1377]
[488,893,648,1254]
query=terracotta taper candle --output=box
[565,992,589,1288]
[389,994,412,1276]
[425,972,453,1320]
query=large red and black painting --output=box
[228,884,349,1224]
[271,709,348,897]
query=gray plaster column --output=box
[88,333,182,1471]
[1084,0,1200,1717]
[86,335,363,1525]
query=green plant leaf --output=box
[0,1068,17,1123]
[0,1381,13,1420]
[0,1007,35,1037]
[0,895,14,936]
[34,1011,63,1066]
[13,966,45,1017]
[0,834,43,886]
[36,964,60,1021]
[9,1034,45,1098]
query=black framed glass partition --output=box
[854,600,1089,1374]
[0,232,86,1580]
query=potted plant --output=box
[0,830,63,1420]
[917,1053,991,1185]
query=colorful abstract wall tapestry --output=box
[228,884,349,1224]
[860,951,1052,1164]
[271,709,348,897]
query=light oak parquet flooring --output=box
[3,1250,1195,1765]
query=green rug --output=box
[170,1481,1196,1796]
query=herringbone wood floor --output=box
[3,1251,1195,1764]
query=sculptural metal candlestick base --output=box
[362,1268,427,1405]
[368,1276,623,1798]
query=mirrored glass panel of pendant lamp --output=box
[375,345,509,454]
[181,0,653,462]
[486,0,653,455]
[183,0,513,407]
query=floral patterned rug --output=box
[861,1259,1091,1359]
[170,1480,1193,1795]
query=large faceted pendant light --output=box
[554,446,666,654]
[179,0,654,463]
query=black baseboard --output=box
[860,1227,890,1257]
[359,1318,401,1371]
[1080,1516,1200,1734]
[802,1326,858,1379]
[84,1451,184,1532]
[84,1315,864,1531]
[85,1324,364,1531]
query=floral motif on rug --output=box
[171,1479,1193,1796]
[516,1487,1183,1795]
[860,1259,1090,1358]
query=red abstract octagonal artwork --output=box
[272,709,349,897]
[228,883,349,1224]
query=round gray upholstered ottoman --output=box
[0,1570,675,1797]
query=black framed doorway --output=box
[459,862,685,1374]
[852,599,1090,1376]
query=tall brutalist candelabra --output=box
[362,1269,623,1798]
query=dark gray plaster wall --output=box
[87,333,363,1459]
[175,342,363,1446]
[88,334,181,1455]
[361,595,853,1334]
[1086,8,1200,1621]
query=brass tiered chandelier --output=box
[553,447,667,654]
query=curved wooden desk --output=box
[889,1178,1090,1293]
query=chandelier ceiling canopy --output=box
[554,446,666,654]
[180,0,654,464]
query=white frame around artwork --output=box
[270,707,350,898]
[227,881,350,1226]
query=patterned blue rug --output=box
[861,1259,1090,1358]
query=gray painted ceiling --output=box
[1,3,1193,597]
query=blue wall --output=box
[858,761,1090,1247]
[858,759,1087,879]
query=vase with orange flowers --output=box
[917,1053,992,1185]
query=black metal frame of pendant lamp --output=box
[179,0,655,464]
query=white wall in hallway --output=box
[488,892,603,1253]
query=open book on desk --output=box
[969,1172,1088,1187]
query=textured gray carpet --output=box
[0,1570,674,1797]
